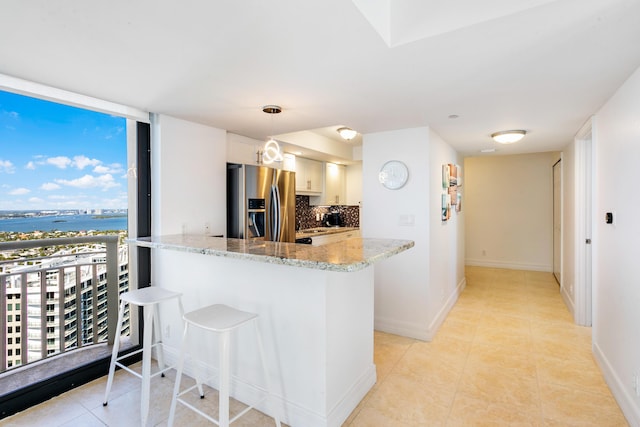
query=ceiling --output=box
[1,0,640,159]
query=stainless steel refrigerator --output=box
[227,163,296,243]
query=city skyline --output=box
[0,90,127,210]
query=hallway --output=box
[345,267,627,426]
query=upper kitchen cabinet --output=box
[311,162,346,205]
[295,157,323,195]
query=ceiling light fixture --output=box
[337,127,358,140]
[491,130,526,144]
[261,105,284,164]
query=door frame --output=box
[552,158,562,286]
[574,117,594,326]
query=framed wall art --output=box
[442,163,462,221]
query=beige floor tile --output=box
[434,317,477,342]
[540,382,628,426]
[3,393,88,427]
[7,267,629,427]
[349,406,426,427]
[535,353,612,396]
[58,412,107,427]
[457,364,540,413]
[447,392,543,426]
[466,341,537,377]
[364,373,451,426]
[393,346,465,392]
[373,340,412,382]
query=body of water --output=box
[0,214,127,233]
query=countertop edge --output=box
[129,236,414,273]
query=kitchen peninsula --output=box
[129,234,413,427]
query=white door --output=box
[575,120,593,326]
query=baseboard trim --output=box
[592,341,639,426]
[560,285,575,320]
[375,276,467,342]
[428,276,467,338]
[160,348,376,427]
[465,259,552,272]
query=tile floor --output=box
[3,267,628,426]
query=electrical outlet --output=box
[634,372,640,397]
[164,325,170,339]
[204,222,211,235]
[482,249,487,256]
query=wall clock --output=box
[378,160,409,190]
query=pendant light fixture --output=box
[261,105,284,164]
[491,130,526,144]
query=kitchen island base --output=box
[153,250,376,427]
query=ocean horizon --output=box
[0,213,127,233]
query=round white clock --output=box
[378,160,409,190]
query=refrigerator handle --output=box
[270,183,281,241]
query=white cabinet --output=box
[295,157,323,195]
[325,163,346,205]
[311,229,360,246]
[311,162,346,205]
[345,163,362,206]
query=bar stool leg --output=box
[219,331,231,427]
[254,320,282,427]
[168,322,190,427]
[140,304,154,426]
[152,304,166,375]
[103,299,125,406]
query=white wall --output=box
[362,127,465,340]
[464,152,559,271]
[151,114,227,236]
[428,130,466,328]
[591,66,640,425]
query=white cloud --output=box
[47,156,72,169]
[28,197,44,204]
[9,187,30,195]
[94,163,124,174]
[0,159,15,173]
[41,182,61,191]
[25,161,36,170]
[55,174,119,191]
[73,155,101,170]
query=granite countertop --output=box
[128,234,413,272]
[295,226,359,239]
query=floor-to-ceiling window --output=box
[0,83,150,418]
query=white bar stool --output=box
[168,304,281,427]
[103,287,183,426]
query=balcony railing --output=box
[0,236,125,373]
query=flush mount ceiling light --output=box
[337,127,358,141]
[491,130,526,144]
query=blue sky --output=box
[0,90,127,211]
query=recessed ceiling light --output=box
[448,114,459,119]
[491,130,526,144]
[480,148,496,153]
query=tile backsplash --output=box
[295,196,360,229]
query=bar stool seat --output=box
[103,287,183,426]
[168,304,281,427]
